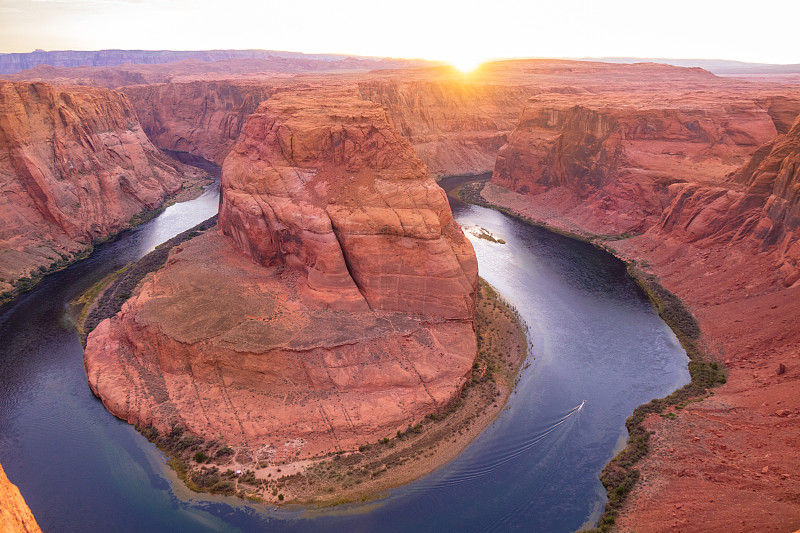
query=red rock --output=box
[484,82,800,532]
[358,80,536,177]
[84,91,478,458]
[491,92,785,235]
[122,81,275,165]
[219,91,478,317]
[0,463,41,533]
[0,81,204,296]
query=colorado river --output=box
[0,168,689,532]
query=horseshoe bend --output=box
[1,42,800,533]
[84,91,481,461]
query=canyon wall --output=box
[122,81,274,165]
[358,80,535,177]
[656,113,800,285]
[0,81,203,297]
[119,78,535,180]
[489,93,785,234]
[84,91,478,459]
[0,463,41,533]
[482,88,800,532]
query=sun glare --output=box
[449,57,484,74]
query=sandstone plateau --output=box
[0,463,41,533]
[0,80,205,297]
[84,91,478,459]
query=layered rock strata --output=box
[490,93,785,234]
[0,463,41,533]
[121,81,274,165]
[84,92,478,459]
[483,94,800,532]
[656,113,800,286]
[358,80,535,177]
[0,81,203,296]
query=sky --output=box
[1,0,800,67]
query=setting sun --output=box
[449,57,486,73]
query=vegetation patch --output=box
[81,215,217,343]
[588,265,725,532]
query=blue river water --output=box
[0,169,688,532]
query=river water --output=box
[0,169,689,532]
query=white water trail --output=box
[418,402,586,489]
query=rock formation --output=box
[358,80,535,177]
[84,91,478,459]
[121,81,274,165]
[0,463,41,533]
[490,92,784,234]
[657,113,800,285]
[0,81,204,297]
[482,83,800,532]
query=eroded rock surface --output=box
[84,92,478,458]
[657,113,800,286]
[0,81,203,295]
[0,463,41,533]
[490,92,788,235]
[122,81,275,165]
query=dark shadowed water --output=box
[0,172,688,532]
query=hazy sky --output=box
[1,0,799,66]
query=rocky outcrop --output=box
[0,81,203,296]
[490,93,782,234]
[0,463,41,533]
[84,91,478,459]
[121,81,274,165]
[358,80,535,177]
[656,113,800,285]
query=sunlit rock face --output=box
[358,80,536,177]
[656,113,800,285]
[491,93,782,235]
[0,80,200,295]
[0,463,41,533]
[84,91,478,459]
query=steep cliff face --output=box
[0,81,202,296]
[490,93,781,234]
[220,91,478,316]
[657,113,800,285]
[358,80,535,177]
[121,81,274,165]
[0,463,41,533]
[84,91,478,458]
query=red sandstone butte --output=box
[84,91,478,459]
[0,81,203,295]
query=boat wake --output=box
[414,401,587,491]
